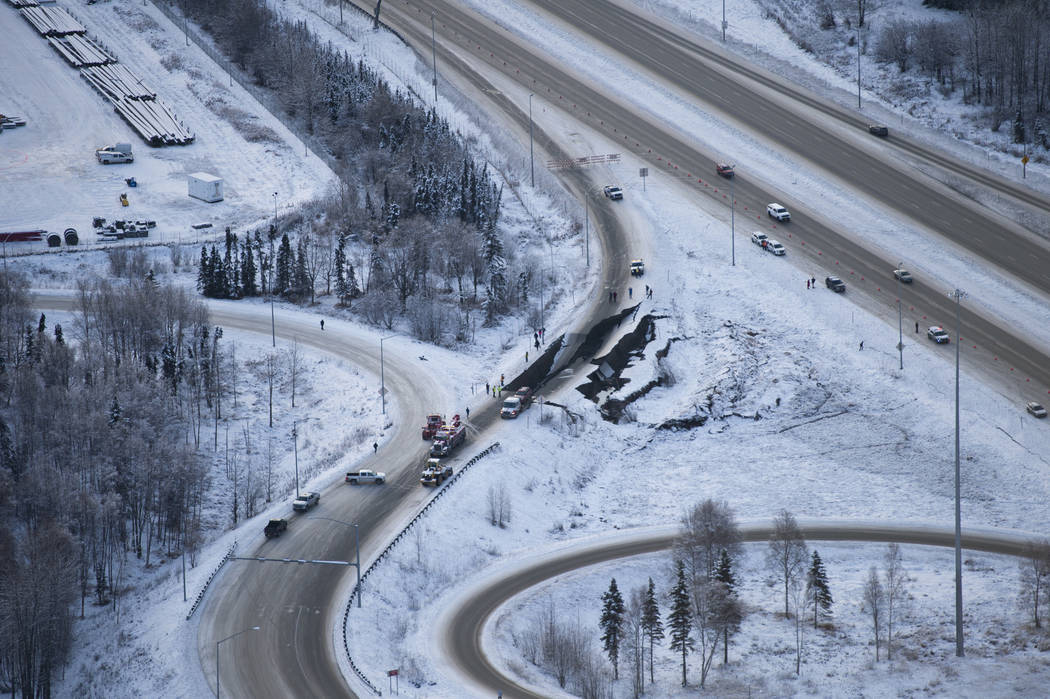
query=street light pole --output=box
[292,422,300,498]
[857,28,862,109]
[308,517,363,608]
[949,287,967,658]
[528,93,535,188]
[430,16,438,104]
[897,262,904,370]
[730,174,735,266]
[216,626,260,698]
[584,200,590,267]
[721,0,727,41]
[380,335,395,415]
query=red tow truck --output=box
[422,414,443,440]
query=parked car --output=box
[751,231,768,248]
[716,162,734,178]
[869,124,889,137]
[767,203,790,221]
[603,185,623,200]
[292,491,320,511]
[893,269,913,283]
[1027,402,1048,418]
[927,326,951,344]
[766,240,785,256]
[825,276,846,292]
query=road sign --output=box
[1022,155,1030,164]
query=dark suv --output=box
[825,276,846,293]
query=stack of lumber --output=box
[5,0,39,8]
[48,34,113,67]
[20,5,84,35]
[82,65,194,146]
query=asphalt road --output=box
[368,0,1050,402]
[444,520,1040,698]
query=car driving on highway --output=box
[894,268,913,283]
[927,326,951,344]
[767,203,790,221]
[603,185,623,200]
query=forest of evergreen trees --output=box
[177,0,534,337]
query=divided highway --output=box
[363,0,1050,399]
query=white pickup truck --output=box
[292,491,320,511]
[345,469,386,485]
[96,143,134,164]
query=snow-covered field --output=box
[3,0,1049,697]
[0,1,335,247]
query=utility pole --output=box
[949,287,967,658]
[721,0,727,41]
[431,16,438,105]
[528,93,535,188]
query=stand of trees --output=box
[178,0,536,339]
[0,271,214,697]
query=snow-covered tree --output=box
[599,578,625,679]
[668,559,694,686]
[806,550,833,628]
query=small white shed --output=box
[187,172,223,203]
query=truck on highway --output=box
[501,386,533,419]
[264,519,288,538]
[420,458,452,486]
[345,469,386,485]
[96,143,134,164]
[430,419,466,457]
[422,414,444,440]
[292,491,320,511]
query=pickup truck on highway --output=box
[345,469,386,485]
[292,491,320,511]
[264,519,288,538]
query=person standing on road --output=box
[859,341,864,351]
[373,442,378,453]
[320,319,325,330]
[629,287,633,299]
[807,279,810,290]
[485,382,490,395]
[915,321,919,333]
[466,407,470,419]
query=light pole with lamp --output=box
[271,192,278,347]
[896,262,904,370]
[292,421,300,499]
[528,93,535,188]
[380,335,395,415]
[948,287,967,657]
[730,171,736,266]
[307,517,362,607]
[216,626,260,698]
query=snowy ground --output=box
[5,0,1050,697]
[0,2,336,249]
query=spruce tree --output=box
[641,577,664,684]
[294,236,310,301]
[668,559,694,687]
[241,236,258,297]
[275,233,293,297]
[334,233,349,305]
[197,246,210,293]
[600,578,626,680]
[807,551,833,628]
[714,548,742,665]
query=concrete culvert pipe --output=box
[63,228,78,246]
[47,233,62,247]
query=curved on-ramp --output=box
[441,520,1041,698]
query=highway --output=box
[363,0,1050,402]
[442,521,1041,698]
[29,1,1049,697]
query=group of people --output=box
[486,374,506,398]
[609,286,655,302]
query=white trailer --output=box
[187,172,223,203]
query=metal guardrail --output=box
[186,541,237,620]
[341,442,502,696]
